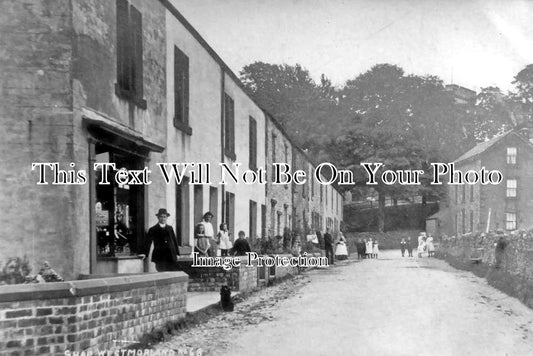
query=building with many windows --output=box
[0,0,343,279]
[448,130,533,235]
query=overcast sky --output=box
[171,0,533,93]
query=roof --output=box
[454,131,513,164]
[427,209,449,221]
[158,0,344,196]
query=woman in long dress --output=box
[335,232,348,260]
[372,239,379,259]
[426,235,435,257]
[417,238,426,258]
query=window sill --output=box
[97,255,144,261]
[173,119,193,136]
[225,150,236,161]
[115,84,147,109]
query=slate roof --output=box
[454,131,513,164]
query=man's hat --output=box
[156,208,170,217]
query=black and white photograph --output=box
[1,0,533,355]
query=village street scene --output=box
[1,0,533,355]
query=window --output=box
[462,185,465,204]
[116,0,145,108]
[249,200,257,240]
[209,187,218,232]
[94,144,145,257]
[193,186,203,225]
[506,212,517,230]
[507,147,517,164]
[271,133,277,181]
[454,186,458,205]
[277,211,282,236]
[506,179,517,197]
[461,209,466,234]
[470,185,474,202]
[249,117,257,170]
[174,46,191,134]
[469,210,474,232]
[270,200,276,237]
[261,204,267,239]
[224,94,235,159]
[225,192,235,239]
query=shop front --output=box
[84,117,165,275]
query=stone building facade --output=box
[0,0,343,280]
[448,130,533,235]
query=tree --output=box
[331,64,476,231]
[240,62,342,151]
[473,86,516,140]
[511,64,533,123]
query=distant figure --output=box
[400,238,407,257]
[335,232,348,260]
[418,231,426,246]
[406,237,414,257]
[417,238,426,258]
[426,234,435,257]
[366,238,373,259]
[356,238,366,259]
[217,223,232,256]
[194,223,210,257]
[232,231,252,256]
[324,228,335,265]
[372,239,379,259]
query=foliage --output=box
[240,62,343,150]
[0,257,63,285]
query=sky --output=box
[171,0,533,93]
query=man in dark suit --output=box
[324,228,335,265]
[144,208,180,272]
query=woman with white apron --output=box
[335,232,348,260]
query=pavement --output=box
[160,250,533,356]
[186,292,221,313]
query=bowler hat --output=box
[156,208,170,217]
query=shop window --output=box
[94,143,144,257]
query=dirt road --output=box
[158,250,533,355]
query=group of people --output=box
[399,232,435,258]
[354,238,379,259]
[143,208,253,272]
[193,212,251,258]
[320,228,349,265]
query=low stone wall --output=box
[0,272,188,355]
[178,258,258,293]
[438,230,533,308]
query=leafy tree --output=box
[332,64,476,231]
[511,64,533,123]
[240,62,342,151]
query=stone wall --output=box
[438,230,533,308]
[0,272,188,355]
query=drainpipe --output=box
[220,68,226,223]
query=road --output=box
[158,250,533,356]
